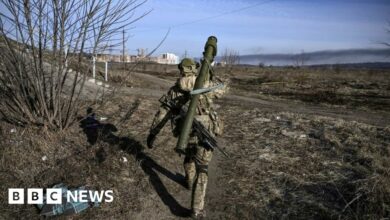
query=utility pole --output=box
[122,29,126,63]
[184,50,188,58]
[122,28,127,75]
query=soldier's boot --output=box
[191,166,208,219]
[191,209,206,219]
[184,161,196,190]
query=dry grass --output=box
[214,103,390,219]
[0,64,389,219]
[223,66,390,111]
[0,96,157,219]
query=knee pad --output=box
[197,164,208,174]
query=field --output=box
[0,63,389,219]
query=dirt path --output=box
[131,72,173,88]
[114,72,390,127]
[225,95,390,127]
[125,138,227,219]
[204,148,226,219]
[82,74,390,127]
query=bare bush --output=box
[383,22,390,48]
[221,48,240,66]
[220,48,240,75]
[292,50,309,67]
[0,0,149,129]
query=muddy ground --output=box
[0,65,389,219]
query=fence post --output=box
[105,61,108,81]
[64,44,68,68]
[92,56,96,80]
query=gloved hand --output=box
[147,133,156,149]
[174,146,186,156]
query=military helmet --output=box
[178,58,198,75]
[178,58,196,69]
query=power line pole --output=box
[122,29,126,63]
[122,28,127,75]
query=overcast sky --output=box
[126,0,390,57]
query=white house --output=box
[157,53,179,64]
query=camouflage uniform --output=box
[148,58,224,217]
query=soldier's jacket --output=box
[149,75,226,141]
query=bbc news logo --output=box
[8,188,114,204]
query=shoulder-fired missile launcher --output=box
[174,36,218,154]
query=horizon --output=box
[93,47,390,66]
[99,47,390,56]
[238,48,390,65]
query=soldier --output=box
[147,58,225,218]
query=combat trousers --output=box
[184,145,213,212]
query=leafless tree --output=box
[258,62,265,68]
[221,48,240,66]
[383,22,390,48]
[220,48,240,74]
[293,50,309,67]
[0,0,150,129]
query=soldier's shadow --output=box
[79,108,191,217]
[121,138,191,217]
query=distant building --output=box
[96,54,140,62]
[137,48,146,58]
[96,54,122,62]
[157,53,179,64]
[217,61,227,67]
[96,51,177,64]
